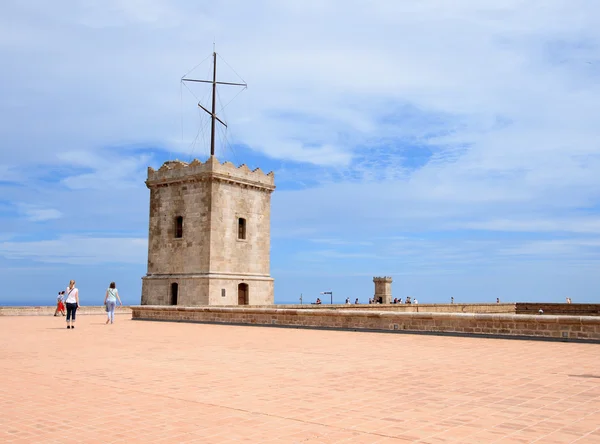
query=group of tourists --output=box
[323,297,423,304]
[54,280,123,328]
[391,297,418,304]
[309,295,575,306]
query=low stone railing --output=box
[0,306,133,316]
[515,303,600,316]
[251,303,518,313]
[131,306,600,342]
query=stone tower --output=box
[141,156,275,306]
[373,276,392,304]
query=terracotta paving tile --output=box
[1,315,600,443]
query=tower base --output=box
[142,274,274,306]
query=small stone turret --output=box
[373,276,393,304]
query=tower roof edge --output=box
[146,157,275,188]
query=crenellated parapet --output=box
[146,156,275,192]
[373,276,393,283]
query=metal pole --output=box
[330,291,333,305]
[210,51,217,156]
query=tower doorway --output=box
[170,283,178,305]
[238,283,248,305]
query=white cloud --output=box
[21,207,63,222]
[301,249,378,261]
[2,1,598,194]
[76,0,184,28]
[2,0,597,173]
[57,151,151,190]
[0,235,148,265]
[309,238,373,247]
[0,164,22,183]
[289,236,600,275]
[498,238,600,257]
[458,218,600,234]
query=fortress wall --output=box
[515,303,600,316]
[249,303,518,313]
[248,303,600,316]
[0,306,133,316]
[131,306,600,342]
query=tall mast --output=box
[210,52,217,156]
[181,51,247,158]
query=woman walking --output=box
[65,280,79,329]
[104,282,123,324]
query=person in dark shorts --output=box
[64,280,80,329]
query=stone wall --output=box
[131,306,600,342]
[207,276,274,305]
[0,306,133,316]
[142,277,210,306]
[516,303,600,316]
[209,180,272,276]
[250,303,518,313]
[146,179,212,275]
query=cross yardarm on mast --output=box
[181,52,247,156]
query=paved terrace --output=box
[1,315,599,443]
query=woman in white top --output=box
[104,282,123,324]
[64,280,80,329]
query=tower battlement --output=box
[373,276,393,282]
[146,156,275,191]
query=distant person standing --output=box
[566,297,572,304]
[54,291,66,316]
[64,280,79,329]
[354,298,359,304]
[414,299,419,305]
[345,297,350,304]
[451,297,454,304]
[104,282,123,325]
[496,298,500,304]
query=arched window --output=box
[175,216,183,238]
[170,283,178,305]
[238,217,246,240]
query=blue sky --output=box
[1,0,600,306]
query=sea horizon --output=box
[0,299,318,307]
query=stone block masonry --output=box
[142,156,275,306]
[516,303,600,316]
[131,306,600,342]
[0,306,133,316]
